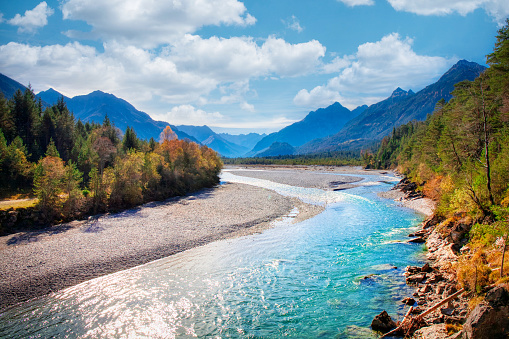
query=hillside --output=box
[0,73,31,99]
[37,88,197,142]
[299,60,486,153]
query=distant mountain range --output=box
[298,60,486,154]
[0,59,486,158]
[175,125,264,158]
[248,102,367,156]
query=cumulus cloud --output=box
[61,0,256,48]
[294,85,343,108]
[387,0,509,25]
[170,35,325,81]
[337,0,374,6]
[0,34,326,112]
[155,105,225,126]
[8,2,54,33]
[294,33,455,109]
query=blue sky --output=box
[0,1,507,134]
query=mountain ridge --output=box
[298,59,486,154]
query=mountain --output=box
[298,60,486,153]
[37,89,197,142]
[201,134,249,158]
[0,73,30,99]
[175,125,217,143]
[218,132,266,150]
[37,88,70,104]
[175,125,253,157]
[249,102,366,156]
[256,142,295,157]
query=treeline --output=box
[223,151,363,166]
[366,20,509,219]
[0,88,222,225]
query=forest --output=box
[365,21,509,292]
[0,90,222,230]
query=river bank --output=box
[379,178,509,338]
[0,182,323,310]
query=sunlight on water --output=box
[0,171,425,338]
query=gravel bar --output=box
[0,182,322,310]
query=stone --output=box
[485,286,509,308]
[419,285,432,294]
[421,263,432,272]
[427,274,443,284]
[406,265,422,274]
[408,237,426,243]
[402,297,416,305]
[407,273,426,284]
[371,310,397,333]
[462,302,509,339]
[440,307,454,316]
[413,323,448,338]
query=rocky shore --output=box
[374,178,509,338]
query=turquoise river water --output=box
[0,170,426,338]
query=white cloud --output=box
[293,86,342,108]
[283,15,304,33]
[8,2,54,33]
[322,56,352,73]
[387,0,509,25]
[294,33,455,109]
[0,34,325,113]
[170,35,325,81]
[61,0,256,48]
[337,0,374,6]
[155,105,225,126]
[240,101,255,112]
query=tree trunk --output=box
[480,78,495,205]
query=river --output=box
[0,169,425,338]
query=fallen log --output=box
[415,288,465,320]
[380,288,465,338]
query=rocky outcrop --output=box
[371,310,397,333]
[463,286,509,338]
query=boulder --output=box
[463,287,509,338]
[485,285,509,308]
[421,263,432,272]
[462,303,509,338]
[402,297,416,305]
[406,265,422,274]
[371,310,397,333]
[413,323,448,339]
[406,273,426,284]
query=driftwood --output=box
[415,288,465,320]
[380,306,413,338]
[379,288,465,338]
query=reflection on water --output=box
[0,171,424,338]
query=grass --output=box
[0,198,38,211]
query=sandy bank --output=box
[0,182,323,310]
[378,189,436,217]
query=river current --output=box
[0,170,425,338]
